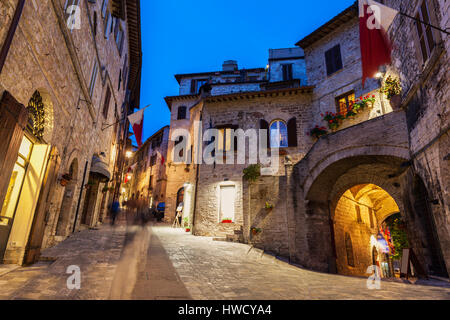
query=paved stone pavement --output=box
[1,222,450,300]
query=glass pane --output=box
[18,136,33,159]
[338,97,347,113]
[16,157,26,167]
[0,164,26,224]
[270,121,288,148]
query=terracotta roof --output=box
[295,2,358,49]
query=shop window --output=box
[0,136,33,226]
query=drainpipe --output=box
[73,160,89,233]
[0,0,26,74]
[191,111,203,235]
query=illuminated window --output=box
[218,128,232,152]
[0,136,33,226]
[336,92,355,114]
[270,121,288,148]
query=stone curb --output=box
[0,265,21,278]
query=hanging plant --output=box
[309,126,328,139]
[323,112,345,131]
[243,164,261,183]
[380,76,402,99]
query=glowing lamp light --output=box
[375,72,383,79]
[126,151,133,158]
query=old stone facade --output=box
[165,1,449,279]
[125,126,169,209]
[0,0,142,265]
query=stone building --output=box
[125,126,170,208]
[0,0,142,265]
[165,1,449,280]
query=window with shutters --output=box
[270,120,288,148]
[104,12,112,39]
[415,1,435,63]
[150,155,157,167]
[287,118,298,147]
[282,64,293,81]
[102,87,111,118]
[114,20,124,55]
[336,91,355,114]
[325,44,343,76]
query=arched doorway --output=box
[56,159,78,236]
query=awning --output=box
[90,156,111,182]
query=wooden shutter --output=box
[325,49,334,75]
[333,45,343,72]
[260,119,270,148]
[287,117,298,147]
[0,91,28,210]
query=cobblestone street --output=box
[0,219,450,300]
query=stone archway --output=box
[55,158,79,237]
[298,154,448,278]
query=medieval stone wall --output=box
[0,0,132,262]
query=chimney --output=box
[222,60,238,72]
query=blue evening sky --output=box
[136,0,355,143]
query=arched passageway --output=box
[300,155,449,278]
[333,184,407,277]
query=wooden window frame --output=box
[335,91,355,114]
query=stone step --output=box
[213,237,227,242]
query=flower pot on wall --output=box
[389,94,402,110]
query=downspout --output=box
[0,0,26,74]
[191,111,203,235]
[73,160,89,233]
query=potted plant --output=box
[251,227,262,236]
[243,164,261,183]
[221,218,233,224]
[265,202,274,210]
[380,76,402,110]
[309,126,328,139]
[323,112,345,131]
[183,217,190,231]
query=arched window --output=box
[345,233,355,267]
[177,106,187,120]
[27,91,45,140]
[270,120,288,148]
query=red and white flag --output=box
[359,0,398,86]
[128,108,145,148]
